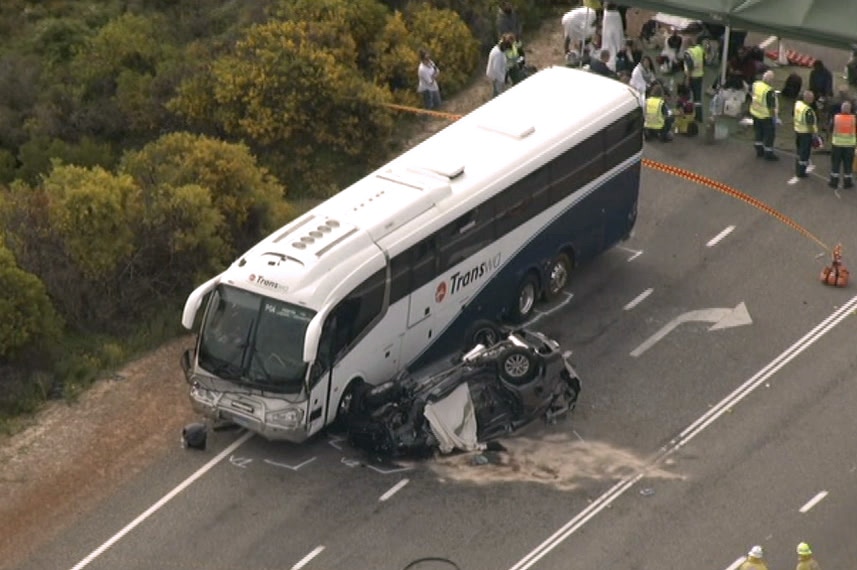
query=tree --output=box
[119,132,292,257]
[0,241,62,360]
[170,20,395,195]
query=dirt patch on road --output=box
[0,338,196,570]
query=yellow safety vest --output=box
[687,45,704,78]
[831,113,857,147]
[644,97,665,129]
[793,101,814,134]
[750,81,772,119]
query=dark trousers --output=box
[689,76,703,122]
[830,145,856,187]
[645,115,675,141]
[794,133,812,176]
[752,116,775,157]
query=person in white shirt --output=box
[561,6,596,55]
[630,55,657,105]
[601,3,624,69]
[486,37,511,98]
[417,49,441,110]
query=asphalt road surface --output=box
[17,109,857,570]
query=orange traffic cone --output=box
[821,244,849,287]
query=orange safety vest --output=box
[831,113,857,147]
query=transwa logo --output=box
[435,281,447,303]
[248,274,279,289]
[435,253,501,303]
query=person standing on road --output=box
[417,49,441,110]
[738,546,769,570]
[795,542,821,570]
[750,70,779,161]
[601,3,624,68]
[793,91,817,178]
[828,100,857,189]
[643,84,674,142]
[486,37,510,98]
[683,36,706,123]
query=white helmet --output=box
[748,546,764,559]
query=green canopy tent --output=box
[625,0,857,87]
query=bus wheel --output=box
[335,378,366,430]
[464,319,503,349]
[509,273,539,323]
[498,347,538,384]
[544,253,571,301]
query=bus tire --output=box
[498,347,538,384]
[464,319,503,349]
[509,272,539,323]
[335,378,367,430]
[543,252,572,301]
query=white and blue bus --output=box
[180,66,642,442]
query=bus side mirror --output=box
[180,348,195,384]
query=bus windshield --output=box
[197,285,315,393]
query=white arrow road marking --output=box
[630,302,752,357]
[264,457,317,471]
[328,435,346,451]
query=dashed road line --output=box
[706,225,735,247]
[799,490,828,513]
[379,478,410,502]
[623,288,653,310]
[291,546,325,570]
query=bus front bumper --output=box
[188,385,311,443]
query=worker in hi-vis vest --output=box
[792,90,817,179]
[829,100,856,189]
[749,70,779,161]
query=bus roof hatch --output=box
[477,120,535,139]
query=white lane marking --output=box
[799,490,828,513]
[623,288,653,310]
[379,478,410,501]
[759,35,778,49]
[291,545,325,570]
[367,463,413,475]
[70,431,254,570]
[706,225,735,247]
[507,294,857,570]
[617,245,644,261]
[264,457,317,471]
[725,556,747,570]
[788,176,800,185]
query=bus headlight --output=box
[267,408,304,428]
[190,383,217,407]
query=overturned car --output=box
[344,328,581,458]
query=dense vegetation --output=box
[0,0,559,425]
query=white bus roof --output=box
[219,66,640,310]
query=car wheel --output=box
[543,253,571,301]
[509,273,538,323]
[465,319,503,349]
[498,347,538,384]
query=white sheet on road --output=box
[423,383,482,454]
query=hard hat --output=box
[797,542,812,556]
[748,546,764,559]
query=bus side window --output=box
[326,268,387,362]
[604,108,643,171]
[390,250,411,305]
[550,135,603,200]
[410,237,438,292]
[439,209,493,270]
